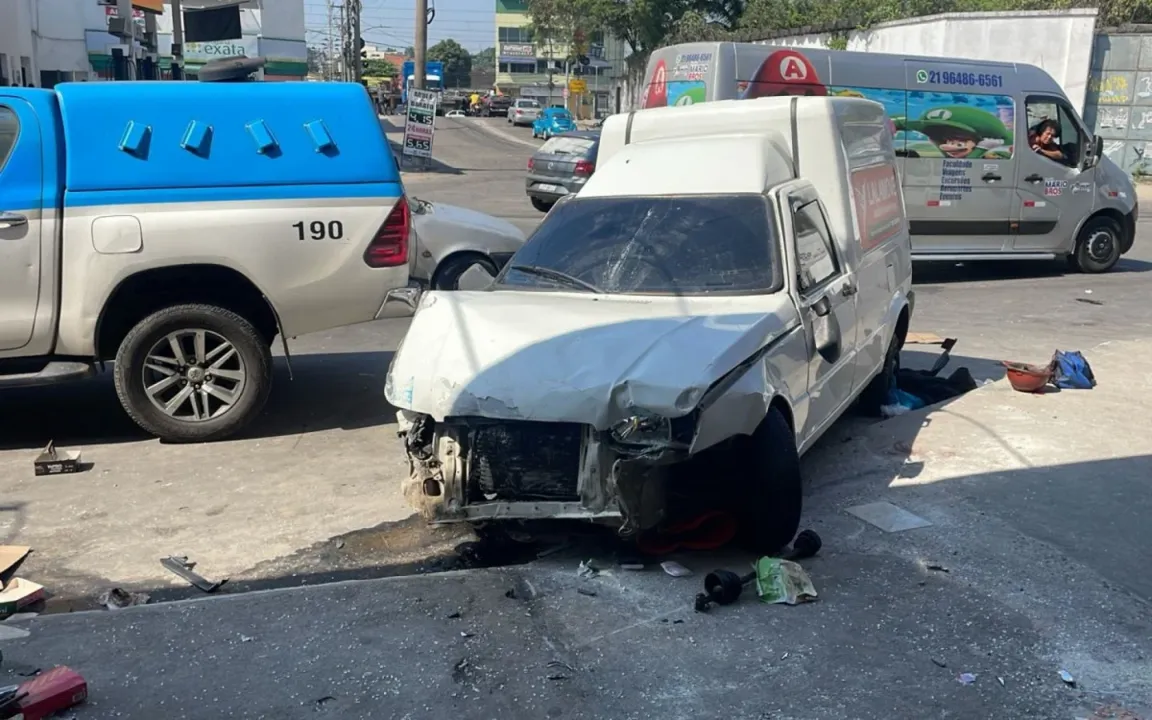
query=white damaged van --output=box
[641,42,1137,273]
[385,96,913,551]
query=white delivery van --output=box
[641,42,1137,273]
[386,96,913,552]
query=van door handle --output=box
[0,211,27,229]
[981,173,1002,182]
[1024,174,1044,183]
[840,281,858,297]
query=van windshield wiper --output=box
[508,264,604,294]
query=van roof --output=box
[594,96,900,246]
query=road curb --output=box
[464,118,541,149]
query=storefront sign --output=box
[500,43,536,58]
[184,37,259,63]
[403,89,439,159]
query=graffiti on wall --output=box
[1098,106,1131,132]
[1089,74,1131,104]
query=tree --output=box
[428,39,473,88]
[404,46,415,59]
[363,58,398,78]
[472,47,496,71]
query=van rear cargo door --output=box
[899,60,1017,254]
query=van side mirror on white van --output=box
[1089,135,1104,168]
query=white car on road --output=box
[408,197,526,290]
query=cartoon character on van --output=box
[742,49,828,98]
[895,105,1013,159]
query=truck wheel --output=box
[432,253,498,291]
[1073,216,1122,273]
[736,407,803,554]
[531,197,554,213]
[114,304,273,443]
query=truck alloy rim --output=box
[1087,229,1115,262]
[142,329,247,421]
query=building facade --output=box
[1,0,101,87]
[493,0,626,117]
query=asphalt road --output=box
[1,113,1150,609]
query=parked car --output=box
[445,109,466,118]
[0,79,414,443]
[532,107,577,139]
[387,96,914,551]
[408,196,526,290]
[483,95,513,117]
[508,98,541,127]
[525,131,599,212]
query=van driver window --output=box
[1026,98,1081,168]
[793,200,839,292]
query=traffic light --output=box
[360,38,368,75]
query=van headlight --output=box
[610,414,672,445]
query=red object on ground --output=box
[16,666,88,720]
[637,510,739,555]
[1003,361,1052,393]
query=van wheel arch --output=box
[1069,211,1125,274]
[97,264,280,362]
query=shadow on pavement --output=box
[914,257,1152,284]
[0,351,397,450]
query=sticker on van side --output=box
[851,163,904,252]
[914,68,1004,89]
[728,49,1016,160]
[642,58,708,108]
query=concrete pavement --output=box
[3,341,1149,718]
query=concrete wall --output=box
[1085,31,1152,175]
[755,10,1098,115]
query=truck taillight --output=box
[364,196,410,268]
[574,160,595,176]
[527,157,535,170]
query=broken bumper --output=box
[397,411,693,533]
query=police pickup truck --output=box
[0,68,414,442]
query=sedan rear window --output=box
[516,100,540,108]
[539,136,595,156]
[498,195,780,296]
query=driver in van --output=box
[1029,119,1065,163]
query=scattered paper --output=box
[846,501,932,533]
[660,561,693,578]
[754,558,817,605]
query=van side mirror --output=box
[812,295,832,317]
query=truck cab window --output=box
[792,200,840,292]
[0,107,17,172]
[1026,98,1082,168]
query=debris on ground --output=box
[1086,702,1143,719]
[880,337,979,417]
[694,530,822,612]
[660,561,693,578]
[0,547,45,620]
[577,560,599,580]
[926,564,950,573]
[96,588,150,610]
[6,665,88,719]
[1003,361,1053,393]
[33,441,84,476]
[755,558,817,605]
[1077,297,1105,306]
[637,510,738,555]
[577,587,597,597]
[958,672,977,685]
[160,556,228,593]
[905,332,947,345]
[846,501,932,533]
[545,660,575,681]
[1052,350,1096,390]
[931,658,947,668]
[1059,669,1076,686]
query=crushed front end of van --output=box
[385,288,801,535]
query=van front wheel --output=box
[1072,216,1122,274]
[114,304,273,443]
[735,407,803,555]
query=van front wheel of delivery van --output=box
[737,407,803,555]
[1072,216,1122,274]
[114,304,273,443]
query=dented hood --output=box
[385,289,799,429]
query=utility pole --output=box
[171,0,184,80]
[326,0,335,80]
[351,0,362,83]
[414,0,427,90]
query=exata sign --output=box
[851,164,904,251]
[184,38,259,63]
